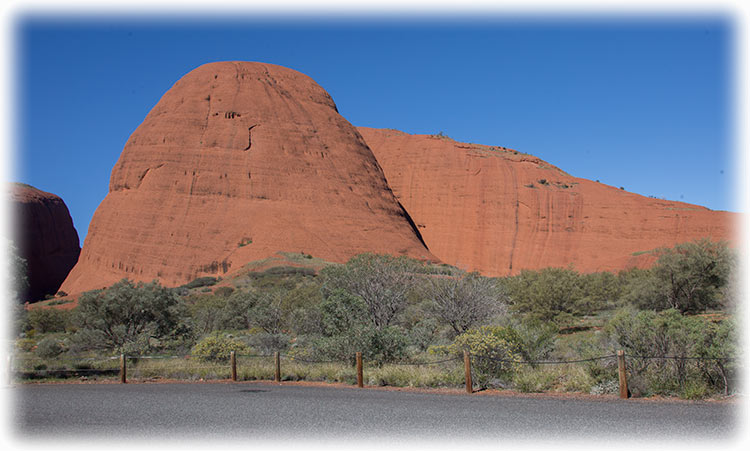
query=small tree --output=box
[251,291,285,334]
[27,308,70,333]
[503,267,585,324]
[605,307,738,396]
[623,239,734,313]
[320,289,368,336]
[72,279,188,354]
[320,253,420,329]
[6,240,29,301]
[426,272,506,336]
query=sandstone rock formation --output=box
[60,62,434,295]
[10,183,80,301]
[358,128,736,276]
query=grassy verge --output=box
[13,355,464,389]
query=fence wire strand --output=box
[472,354,618,365]
[625,354,737,362]
[283,357,342,364]
[387,356,463,366]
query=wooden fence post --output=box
[356,352,363,388]
[464,351,472,394]
[230,351,237,382]
[617,350,629,399]
[120,354,127,384]
[274,352,281,383]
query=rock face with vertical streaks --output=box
[10,183,80,301]
[60,62,434,295]
[358,127,736,276]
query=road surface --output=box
[11,382,738,445]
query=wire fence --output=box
[8,350,738,397]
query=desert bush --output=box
[13,304,30,335]
[579,271,622,311]
[513,367,558,393]
[213,286,235,298]
[320,289,368,336]
[681,379,710,400]
[192,333,250,362]
[182,276,219,289]
[250,291,285,334]
[311,324,410,365]
[506,317,558,363]
[219,290,258,330]
[35,335,65,358]
[503,268,586,325]
[262,266,316,277]
[244,332,291,354]
[320,253,421,329]
[622,239,734,313]
[71,279,190,354]
[425,271,507,336]
[432,325,523,387]
[8,241,28,301]
[606,308,737,396]
[187,295,229,334]
[407,318,440,353]
[16,337,36,352]
[27,308,70,333]
[366,326,410,364]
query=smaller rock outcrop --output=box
[9,183,81,302]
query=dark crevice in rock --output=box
[244,124,259,151]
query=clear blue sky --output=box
[14,15,735,243]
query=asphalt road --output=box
[11,382,738,444]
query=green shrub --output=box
[28,308,69,333]
[606,308,738,397]
[681,379,710,400]
[320,289,368,336]
[71,279,190,354]
[16,338,36,352]
[312,325,409,365]
[367,326,409,364]
[425,271,506,336]
[36,336,65,358]
[503,268,586,325]
[507,318,558,363]
[213,286,235,298]
[319,253,421,329]
[621,239,734,313]
[513,367,557,393]
[407,318,440,353]
[263,266,316,277]
[192,333,250,362]
[47,299,73,306]
[432,325,523,387]
[244,332,291,354]
[183,276,219,289]
[559,365,596,393]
